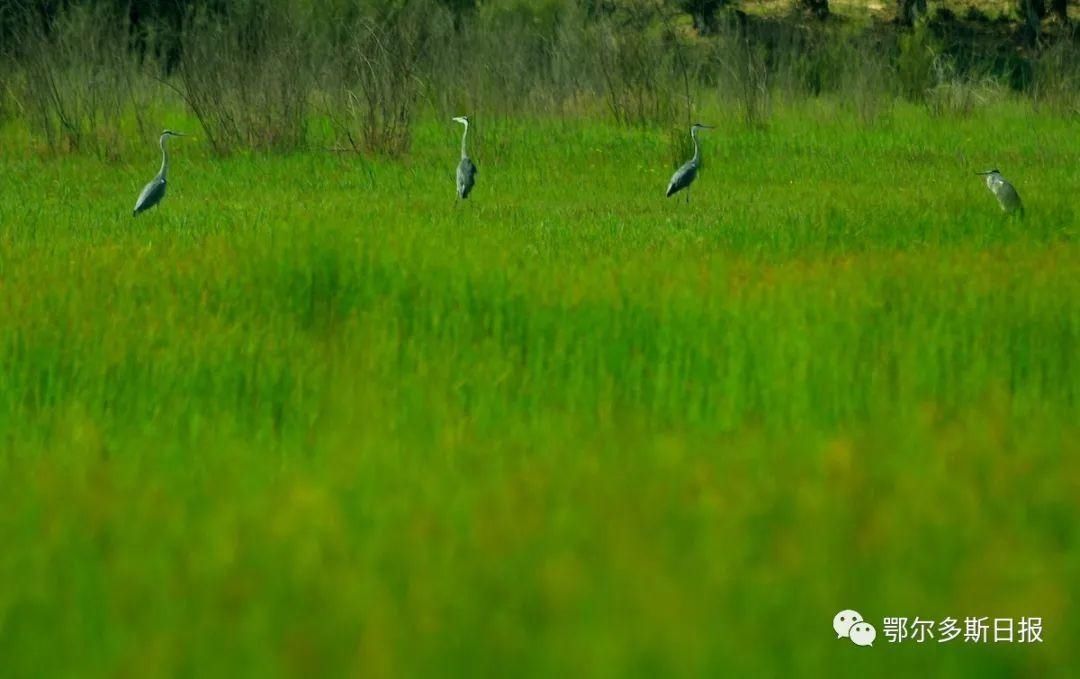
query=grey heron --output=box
[452,116,477,200]
[976,169,1023,216]
[133,130,186,217]
[666,123,713,201]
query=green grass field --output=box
[0,100,1077,677]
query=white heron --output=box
[452,116,477,200]
[133,130,186,217]
[666,122,714,202]
[976,168,1023,216]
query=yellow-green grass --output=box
[0,100,1077,677]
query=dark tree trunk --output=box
[679,0,726,35]
[897,0,927,26]
[801,0,830,19]
[1018,0,1045,45]
[1049,0,1069,23]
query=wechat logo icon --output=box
[834,609,876,647]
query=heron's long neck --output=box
[691,128,700,163]
[460,122,469,159]
[158,136,170,179]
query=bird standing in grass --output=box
[666,122,713,202]
[453,116,477,200]
[133,130,186,216]
[976,168,1023,216]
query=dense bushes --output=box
[176,0,314,153]
[0,0,1075,155]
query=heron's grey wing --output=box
[996,179,1023,214]
[133,176,167,216]
[666,160,697,197]
[457,157,477,199]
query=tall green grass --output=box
[0,102,1077,676]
